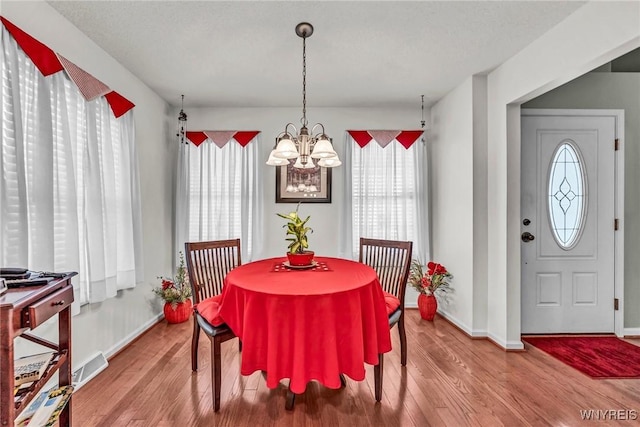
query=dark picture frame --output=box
[275,160,332,203]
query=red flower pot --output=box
[418,294,437,320]
[163,300,192,324]
[286,251,315,266]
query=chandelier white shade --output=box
[267,22,341,169]
[317,157,342,167]
[266,149,290,166]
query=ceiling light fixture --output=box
[266,22,341,169]
[177,94,187,144]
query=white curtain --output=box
[175,137,262,263]
[341,132,430,264]
[0,27,143,305]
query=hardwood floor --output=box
[73,310,640,426]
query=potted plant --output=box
[153,251,193,323]
[277,203,314,266]
[408,260,453,320]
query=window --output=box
[175,135,261,262]
[1,26,142,305]
[548,140,587,249]
[342,131,429,263]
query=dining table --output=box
[218,256,392,408]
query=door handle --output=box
[521,232,535,242]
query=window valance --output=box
[186,131,261,148]
[347,130,424,149]
[0,16,135,118]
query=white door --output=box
[521,111,618,334]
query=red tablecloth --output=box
[218,256,392,394]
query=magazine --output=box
[14,381,33,396]
[14,389,48,426]
[14,385,73,427]
[14,352,54,386]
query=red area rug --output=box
[522,336,640,379]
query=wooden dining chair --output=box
[358,237,413,401]
[185,239,242,412]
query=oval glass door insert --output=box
[547,140,587,249]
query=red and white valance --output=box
[186,131,261,148]
[1,16,135,118]
[347,130,424,149]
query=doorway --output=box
[520,109,624,334]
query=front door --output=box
[521,110,619,334]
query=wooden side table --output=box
[0,273,76,426]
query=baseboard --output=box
[437,310,525,351]
[104,312,164,360]
[624,327,640,337]
[486,332,525,351]
[436,309,486,338]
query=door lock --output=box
[521,232,535,242]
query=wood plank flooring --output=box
[72,310,640,426]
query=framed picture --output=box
[276,160,331,203]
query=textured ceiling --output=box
[46,1,585,109]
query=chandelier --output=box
[266,22,341,169]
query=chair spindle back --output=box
[359,238,413,303]
[185,239,242,304]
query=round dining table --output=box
[218,256,392,399]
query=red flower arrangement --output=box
[408,260,453,296]
[152,252,192,307]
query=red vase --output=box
[163,300,192,324]
[418,294,437,320]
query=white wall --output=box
[428,78,475,331]
[429,75,489,336]
[3,1,174,364]
[471,76,489,335]
[485,1,640,348]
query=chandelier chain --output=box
[302,34,307,127]
[267,23,341,169]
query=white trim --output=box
[438,309,487,338]
[487,331,525,351]
[438,309,525,350]
[614,111,625,338]
[623,328,640,337]
[520,109,625,337]
[504,340,526,351]
[104,313,164,359]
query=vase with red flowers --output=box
[408,260,453,320]
[153,252,193,323]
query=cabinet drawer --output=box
[23,285,74,329]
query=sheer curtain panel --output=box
[1,27,143,305]
[175,135,262,264]
[341,131,430,264]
